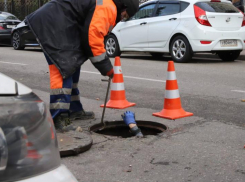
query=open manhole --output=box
[89,120,167,138]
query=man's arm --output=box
[87,2,117,77]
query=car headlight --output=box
[0,93,60,181]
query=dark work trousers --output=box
[44,54,83,119]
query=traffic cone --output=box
[153,61,193,120]
[101,57,136,109]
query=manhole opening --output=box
[90,120,167,138]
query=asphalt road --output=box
[0,47,245,126]
[1,46,245,182]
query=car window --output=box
[130,4,156,20]
[156,3,180,16]
[180,1,190,12]
[195,2,240,13]
[0,14,18,20]
[6,15,18,20]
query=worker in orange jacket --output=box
[26,0,139,131]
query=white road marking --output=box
[124,75,166,83]
[231,90,245,93]
[0,61,27,65]
[80,70,100,75]
[80,70,166,83]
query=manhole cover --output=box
[90,120,167,138]
[57,131,93,157]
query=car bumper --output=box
[188,25,245,52]
[17,165,78,182]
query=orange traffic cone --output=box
[153,61,193,120]
[101,57,136,109]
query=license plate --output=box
[220,40,237,47]
[7,25,15,28]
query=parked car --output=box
[105,0,245,62]
[11,20,39,50]
[0,11,21,45]
[0,72,77,182]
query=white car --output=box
[105,0,245,62]
[0,73,77,182]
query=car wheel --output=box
[12,31,25,50]
[170,35,192,63]
[105,34,121,57]
[150,53,164,58]
[217,51,241,62]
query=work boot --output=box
[53,113,76,132]
[69,110,95,121]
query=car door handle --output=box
[140,22,147,25]
[169,18,177,21]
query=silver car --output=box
[0,73,77,182]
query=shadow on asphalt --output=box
[0,45,12,47]
[2,45,244,62]
[121,53,245,64]
[23,48,42,52]
[0,45,43,52]
[21,50,245,63]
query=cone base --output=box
[153,108,193,120]
[101,100,136,109]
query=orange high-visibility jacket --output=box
[26,0,117,79]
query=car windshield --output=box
[0,15,6,20]
[195,2,240,13]
[0,14,18,20]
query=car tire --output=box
[12,31,25,50]
[105,34,121,57]
[170,35,192,63]
[217,51,241,62]
[150,53,164,58]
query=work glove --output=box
[106,68,114,79]
[121,111,143,137]
[92,56,113,78]
[121,111,136,126]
